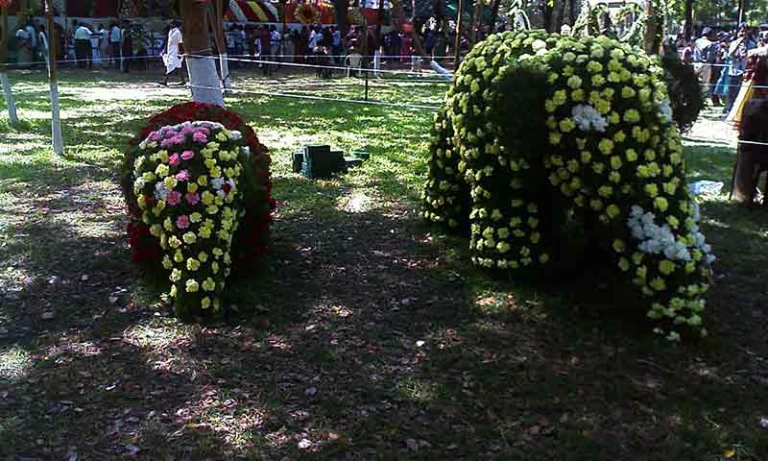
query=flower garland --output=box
[122,102,274,267]
[132,121,247,320]
[424,31,713,340]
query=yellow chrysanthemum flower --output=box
[183,232,197,244]
[187,258,200,271]
[186,279,199,293]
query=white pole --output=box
[45,0,64,155]
[219,52,232,93]
[49,80,64,154]
[187,56,225,106]
[0,72,19,124]
[373,48,381,77]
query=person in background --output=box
[681,39,695,63]
[15,23,33,67]
[234,25,246,68]
[37,25,49,64]
[331,26,341,63]
[109,21,122,69]
[693,27,714,87]
[259,25,271,75]
[74,22,93,69]
[238,24,247,54]
[270,25,280,63]
[714,34,733,109]
[97,25,110,67]
[308,25,320,53]
[400,31,412,63]
[90,24,101,66]
[25,20,38,61]
[282,26,294,63]
[163,20,185,86]
[53,21,65,62]
[121,22,134,73]
[724,26,758,112]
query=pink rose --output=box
[176,170,191,182]
[168,153,180,166]
[181,150,195,161]
[176,215,190,229]
[167,191,182,206]
[185,192,200,205]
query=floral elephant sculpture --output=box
[423,31,714,340]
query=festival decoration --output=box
[295,3,320,24]
[424,31,714,340]
[122,102,273,321]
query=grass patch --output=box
[0,69,766,460]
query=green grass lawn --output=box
[1,69,767,460]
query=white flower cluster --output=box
[155,181,169,201]
[211,177,237,198]
[689,201,716,263]
[658,100,673,124]
[571,104,608,132]
[627,205,715,264]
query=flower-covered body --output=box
[133,121,246,319]
[424,31,713,340]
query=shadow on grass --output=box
[2,170,767,460]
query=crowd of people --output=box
[13,18,135,71]
[678,25,768,113]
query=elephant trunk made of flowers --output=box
[423,31,714,341]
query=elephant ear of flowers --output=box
[132,121,246,321]
[425,31,714,341]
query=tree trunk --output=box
[489,0,502,31]
[181,0,224,106]
[643,0,659,55]
[454,0,465,66]
[542,0,553,33]
[470,0,481,47]
[208,0,231,93]
[332,0,349,36]
[683,0,693,40]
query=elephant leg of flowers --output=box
[423,108,470,230]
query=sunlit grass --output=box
[0,346,31,380]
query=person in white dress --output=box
[163,21,186,86]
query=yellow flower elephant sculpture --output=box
[423,31,714,340]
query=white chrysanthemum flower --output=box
[571,104,608,133]
[154,181,168,200]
